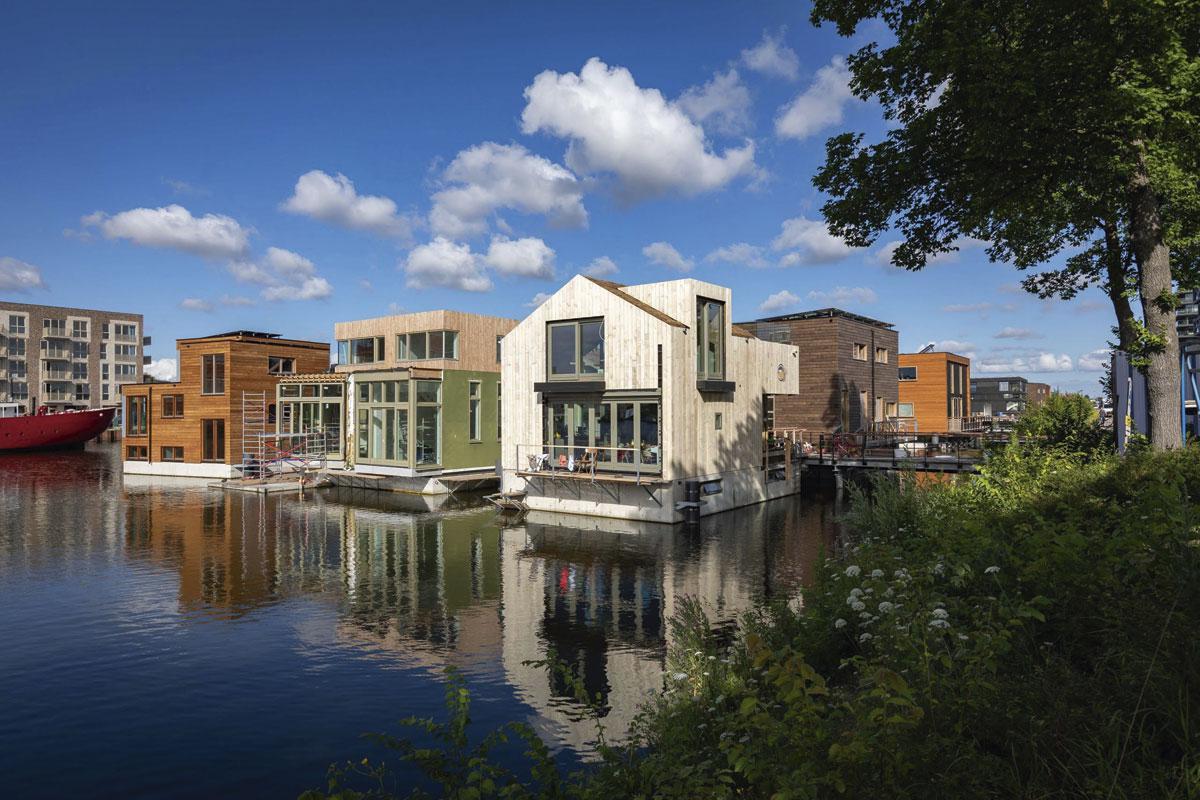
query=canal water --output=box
[0,444,838,799]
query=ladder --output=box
[241,390,267,467]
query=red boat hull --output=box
[0,407,116,452]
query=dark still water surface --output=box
[0,443,837,799]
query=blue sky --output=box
[0,1,1110,391]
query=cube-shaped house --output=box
[500,277,800,522]
[330,310,517,493]
[122,331,330,477]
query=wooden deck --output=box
[516,469,668,486]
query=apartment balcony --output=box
[113,334,139,344]
[114,353,140,363]
[41,351,70,363]
[42,369,71,381]
[42,328,70,340]
[42,390,73,402]
[142,335,152,346]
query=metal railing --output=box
[806,431,999,470]
[516,443,663,482]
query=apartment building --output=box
[122,331,329,477]
[1,301,147,413]
[740,308,899,433]
[897,350,972,432]
[970,376,1050,418]
[501,276,800,522]
[332,310,517,491]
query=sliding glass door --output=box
[544,397,660,473]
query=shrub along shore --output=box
[305,402,1200,799]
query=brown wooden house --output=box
[739,309,899,433]
[121,331,330,477]
[897,351,971,432]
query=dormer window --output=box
[547,319,604,380]
[696,298,725,381]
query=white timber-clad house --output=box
[500,276,801,523]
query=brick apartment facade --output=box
[740,309,900,433]
[1,300,147,413]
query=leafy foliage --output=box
[1014,392,1110,455]
[307,447,1200,799]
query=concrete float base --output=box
[325,468,499,496]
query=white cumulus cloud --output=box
[229,246,333,302]
[975,353,1075,374]
[483,236,556,279]
[521,58,756,202]
[179,297,213,312]
[1078,349,1111,371]
[807,286,878,306]
[706,242,769,269]
[84,204,251,259]
[430,142,587,238]
[283,170,414,238]
[772,216,856,265]
[759,289,801,313]
[874,236,989,266]
[526,292,553,307]
[403,237,492,292]
[677,68,752,135]
[582,256,618,277]
[85,206,250,260]
[776,56,855,140]
[643,241,694,272]
[995,327,1043,340]
[144,358,178,382]
[741,30,800,80]
[0,257,46,292]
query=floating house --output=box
[122,331,330,477]
[329,310,517,493]
[897,350,972,432]
[970,376,1050,419]
[499,277,800,523]
[739,308,899,433]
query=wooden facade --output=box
[897,351,972,433]
[501,276,800,523]
[333,310,517,484]
[741,309,899,433]
[122,332,330,477]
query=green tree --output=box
[1015,392,1109,454]
[810,0,1200,450]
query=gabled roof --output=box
[584,278,688,329]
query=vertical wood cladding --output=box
[897,352,972,432]
[122,333,329,466]
[747,314,899,433]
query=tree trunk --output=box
[1128,147,1182,450]
[1102,217,1138,353]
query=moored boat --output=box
[0,406,116,452]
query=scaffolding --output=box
[239,390,329,480]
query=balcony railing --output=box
[41,347,70,360]
[42,327,69,339]
[113,334,139,343]
[42,389,73,401]
[516,442,663,482]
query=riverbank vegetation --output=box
[306,417,1200,798]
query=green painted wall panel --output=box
[441,369,501,470]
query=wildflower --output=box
[859,632,873,643]
[849,587,863,598]
[894,568,910,580]
[928,619,950,630]
[834,618,847,629]
[859,611,872,620]
[957,634,969,641]
[931,608,949,620]
[984,565,1000,575]
[671,672,688,681]
[933,562,946,576]
[870,569,884,579]
[850,600,866,612]
[877,601,895,614]
[845,565,861,578]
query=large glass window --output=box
[415,379,441,466]
[354,378,418,465]
[202,354,225,395]
[898,366,917,381]
[547,319,604,380]
[696,299,725,380]
[338,337,384,364]
[126,395,147,435]
[277,380,344,457]
[397,331,458,361]
[268,356,295,375]
[202,419,225,462]
[469,381,481,442]
[543,397,660,472]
